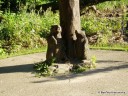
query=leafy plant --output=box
[0,48,5,55]
[91,55,97,68]
[33,58,56,77]
[71,55,97,73]
[71,65,90,73]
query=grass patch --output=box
[0,46,47,59]
[90,46,128,51]
[0,44,128,60]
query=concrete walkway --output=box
[0,50,128,96]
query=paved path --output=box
[0,50,128,96]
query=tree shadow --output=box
[0,60,128,83]
[0,64,34,74]
[97,60,125,63]
[32,61,128,83]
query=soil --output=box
[0,50,128,96]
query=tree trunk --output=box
[46,0,89,63]
[59,0,81,59]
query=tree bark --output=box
[59,0,81,59]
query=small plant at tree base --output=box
[71,64,90,73]
[71,56,97,73]
[33,58,56,77]
[91,55,97,68]
[71,56,96,73]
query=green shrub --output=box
[81,15,123,46]
[0,9,59,54]
[39,8,59,38]
[0,0,128,56]
[0,48,5,55]
[96,0,128,11]
[81,16,122,35]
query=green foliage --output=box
[71,57,97,73]
[0,0,58,14]
[90,43,128,51]
[0,0,128,58]
[71,65,90,73]
[71,62,96,73]
[81,16,122,35]
[0,48,5,55]
[33,58,56,77]
[91,55,97,68]
[0,9,59,54]
[0,46,47,59]
[39,8,59,37]
[81,0,127,48]
[96,0,128,11]
[81,15,123,46]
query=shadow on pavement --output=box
[32,61,128,83]
[0,64,34,74]
[97,60,124,63]
[0,60,128,83]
